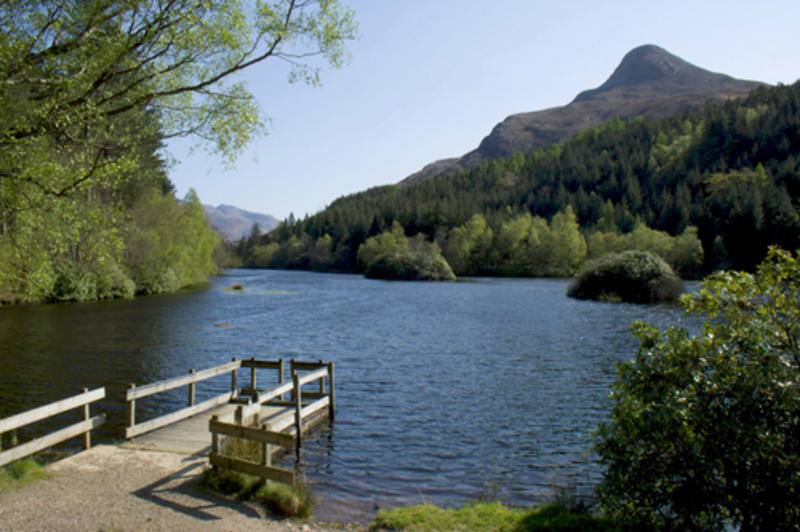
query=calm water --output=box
[0,270,692,521]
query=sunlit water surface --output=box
[0,270,693,521]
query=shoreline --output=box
[0,445,365,532]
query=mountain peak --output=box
[401,45,762,184]
[573,44,737,103]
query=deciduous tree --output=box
[597,247,800,531]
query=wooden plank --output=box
[297,367,328,387]
[0,388,105,434]
[301,396,330,420]
[240,360,282,370]
[127,361,241,401]
[209,420,295,448]
[125,392,233,438]
[291,361,326,371]
[263,409,296,433]
[0,415,105,467]
[299,392,328,400]
[209,453,295,485]
[122,403,241,454]
[263,400,314,407]
[257,381,294,404]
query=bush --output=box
[566,250,683,303]
[596,247,800,531]
[365,250,455,281]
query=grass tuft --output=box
[370,501,525,531]
[197,467,259,498]
[254,482,313,518]
[369,501,618,532]
[0,458,51,493]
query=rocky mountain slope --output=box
[204,204,279,240]
[402,44,762,184]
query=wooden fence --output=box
[0,388,106,467]
[125,358,334,439]
[125,359,246,438]
[208,360,335,485]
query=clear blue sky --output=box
[167,0,800,220]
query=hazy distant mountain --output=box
[204,204,279,241]
[402,44,763,184]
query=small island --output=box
[566,250,683,303]
[364,251,456,281]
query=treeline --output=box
[233,81,800,277]
[1,1,360,304]
[0,111,220,304]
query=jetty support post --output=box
[82,388,91,450]
[230,357,238,399]
[289,358,296,403]
[278,357,285,400]
[328,361,335,421]
[293,372,302,450]
[211,415,219,471]
[188,369,196,406]
[249,357,257,395]
[261,422,272,468]
[127,383,136,429]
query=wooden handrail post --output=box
[261,422,272,468]
[211,415,219,471]
[127,383,136,429]
[231,357,238,398]
[290,358,296,403]
[82,388,91,450]
[250,357,257,394]
[278,357,285,400]
[293,373,302,449]
[188,369,196,406]
[318,358,325,394]
[328,361,335,421]
[234,405,243,426]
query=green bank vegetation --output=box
[0,458,50,493]
[0,1,356,303]
[233,82,799,279]
[369,501,617,532]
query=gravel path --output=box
[0,445,363,532]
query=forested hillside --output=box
[234,81,800,277]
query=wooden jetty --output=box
[0,357,334,487]
[122,357,335,485]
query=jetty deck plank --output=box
[120,403,290,455]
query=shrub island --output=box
[566,250,683,303]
